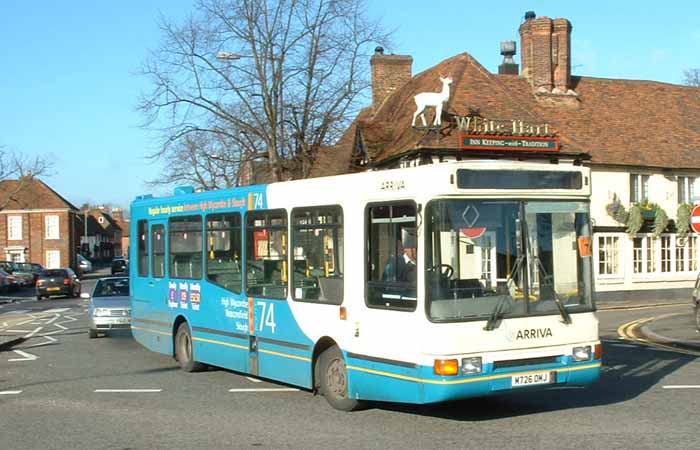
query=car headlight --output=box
[461,357,483,375]
[572,346,592,362]
[93,308,111,317]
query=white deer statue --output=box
[411,76,453,127]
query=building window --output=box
[206,213,242,294]
[630,174,649,203]
[45,215,60,240]
[8,216,22,240]
[46,250,60,269]
[660,236,671,272]
[169,216,203,280]
[246,210,287,299]
[678,176,697,204]
[597,235,621,276]
[291,206,344,304]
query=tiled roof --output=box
[0,177,78,211]
[313,52,700,175]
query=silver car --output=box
[83,277,131,338]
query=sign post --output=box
[691,205,700,234]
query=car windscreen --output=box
[93,279,129,297]
[41,270,66,277]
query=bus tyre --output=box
[175,323,206,373]
[319,346,363,411]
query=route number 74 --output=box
[255,301,277,333]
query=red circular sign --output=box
[691,205,700,234]
[460,227,486,239]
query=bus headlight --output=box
[572,346,592,361]
[461,357,482,375]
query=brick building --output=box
[78,207,125,262]
[0,177,80,269]
[311,12,700,300]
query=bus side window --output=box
[169,216,203,280]
[137,220,149,277]
[246,210,287,299]
[291,206,343,304]
[152,225,166,278]
[366,202,417,311]
[206,213,242,293]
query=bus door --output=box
[149,220,170,324]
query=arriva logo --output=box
[514,328,553,340]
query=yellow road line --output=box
[617,317,700,356]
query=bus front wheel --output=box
[175,323,206,372]
[319,346,364,411]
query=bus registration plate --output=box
[512,371,554,387]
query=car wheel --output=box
[88,329,98,339]
[318,346,364,411]
[36,295,43,301]
[175,323,206,372]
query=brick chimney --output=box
[519,12,573,95]
[370,47,412,111]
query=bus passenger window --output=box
[137,220,149,277]
[152,225,165,278]
[206,213,242,293]
[291,206,343,304]
[366,203,417,310]
[246,210,287,299]
[169,216,203,280]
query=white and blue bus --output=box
[130,160,601,410]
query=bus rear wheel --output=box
[175,323,206,372]
[319,346,364,411]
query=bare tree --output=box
[138,0,391,187]
[683,69,700,87]
[0,146,53,211]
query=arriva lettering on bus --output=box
[516,328,553,340]
[380,180,406,191]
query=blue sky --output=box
[2,1,698,210]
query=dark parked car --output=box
[0,261,34,287]
[111,257,128,275]
[693,273,700,332]
[15,262,40,286]
[36,268,81,300]
[0,269,20,293]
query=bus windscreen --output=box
[456,170,582,190]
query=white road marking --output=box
[22,335,57,349]
[663,385,700,389]
[94,389,163,393]
[3,310,30,315]
[228,388,299,392]
[24,326,44,338]
[8,350,38,362]
[45,308,70,313]
[245,377,263,383]
[0,390,22,395]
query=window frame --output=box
[678,176,697,205]
[629,173,650,204]
[595,233,622,278]
[364,200,418,312]
[8,215,22,240]
[290,205,344,305]
[168,215,204,280]
[245,209,288,300]
[45,215,60,240]
[205,212,243,294]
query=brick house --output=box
[0,177,80,269]
[310,12,700,300]
[78,207,124,262]
[111,208,130,258]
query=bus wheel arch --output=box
[172,317,206,373]
[313,338,364,411]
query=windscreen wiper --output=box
[533,257,572,325]
[483,295,510,331]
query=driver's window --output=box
[366,202,417,311]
